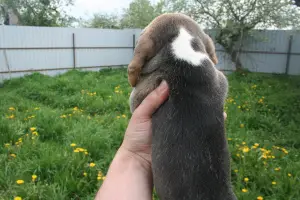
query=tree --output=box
[165,0,300,70]
[0,0,75,27]
[82,13,121,29]
[120,0,165,28]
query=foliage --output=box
[0,0,75,26]
[85,0,165,29]
[0,68,300,199]
[120,0,165,28]
[82,13,121,29]
[165,0,300,70]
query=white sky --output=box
[67,0,159,20]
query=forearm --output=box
[95,147,153,200]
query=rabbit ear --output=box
[204,34,218,65]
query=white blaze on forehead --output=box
[171,27,209,66]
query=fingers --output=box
[133,80,169,119]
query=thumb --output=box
[133,80,169,119]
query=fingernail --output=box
[158,80,168,94]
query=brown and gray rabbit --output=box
[128,13,237,200]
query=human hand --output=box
[120,80,170,168]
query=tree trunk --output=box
[231,50,243,71]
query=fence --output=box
[0,25,300,82]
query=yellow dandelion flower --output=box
[97,176,102,180]
[84,152,89,155]
[242,188,248,193]
[5,143,10,147]
[74,149,80,153]
[10,154,16,158]
[272,181,277,185]
[242,142,246,145]
[116,116,121,119]
[32,175,37,181]
[252,145,257,149]
[73,107,78,111]
[122,114,126,118]
[228,138,232,141]
[89,163,96,167]
[240,124,245,128]
[102,176,106,180]
[257,196,263,200]
[272,156,275,159]
[60,115,67,118]
[9,107,16,111]
[70,143,76,147]
[236,154,240,157]
[14,196,22,200]
[30,127,36,132]
[34,107,40,110]
[32,131,38,136]
[238,106,241,109]
[254,143,259,147]
[275,167,280,171]
[234,169,238,173]
[242,147,250,153]
[83,172,87,177]
[7,114,15,119]
[288,173,292,177]
[16,180,24,185]
[244,178,249,182]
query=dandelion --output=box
[240,124,245,128]
[288,173,292,177]
[9,107,16,111]
[70,143,76,147]
[30,127,36,132]
[32,131,38,136]
[242,142,246,145]
[16,180,24,185]
[254,143,259,147]
[4,143,10,148]
[83,172,87,177]
[60,115,67,118]
[97,176,102,180]
[74,149,80,153]
[122,114,126,118]
[84,152,89,155]
[238,106,241,109]
[236,154,241,157]
[242,147,250,153]
[10,154,16,158]
[102,176,106,180]
[32,174,37,181]
[34,107,40,110]
[73,107,78,111]
[89,163,96,168]
[275,167,280,171]
[116,116,121,119]
[242,188,248,193]
[257,196,263,200]
[244,178,249,182]
[228,138,232,141]
[234,169,238,173]
[272,181,277,185]
[7,114,15,119]
[14,197,22,200]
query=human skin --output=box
[95,80,227,200]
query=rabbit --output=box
[129,13,237,200]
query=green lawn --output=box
[0,68,299,200]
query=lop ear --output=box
[204,34,218,65]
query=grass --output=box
[0,68,299,200]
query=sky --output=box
[67,0,159,20]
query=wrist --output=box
[116,145,152,175]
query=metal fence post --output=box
[72,33,76,69]
[133,34,136,51]
[285,35,293,75]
